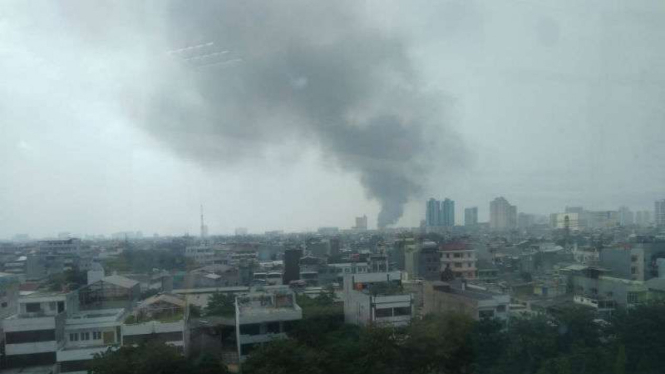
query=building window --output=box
[454,263,462,268]
[1,302,7,308]
[93,331,102,340]
[479,310,495,319]
[266,322,280,334]
[631,267,637,274]
[496,305,506,312]
[69,333,79,342]
[81,332,90,340]
[25,303,41,313]
[375,308,392,318]
[6,330,56,344]
[239,324,261,336]
[627,292,642,304]
[393,307,411,316]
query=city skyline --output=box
[5,197,662,240]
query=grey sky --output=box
[1,0,664,238]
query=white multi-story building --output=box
[2,291,78,368]
[343,271,413,328]
[58,308,125,374]
[235,288,302,362]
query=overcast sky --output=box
[1,0,664,238]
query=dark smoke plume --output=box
[142,0,459,228]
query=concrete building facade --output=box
[490,197,517,231]
[343,271,413,328]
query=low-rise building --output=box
[562,265,647,315]
[57,308,125,374]
[235,288,302,362]
[78,275,140,311]
[121,294,188,352]
[343,271,413,327]
[404,242,440,281]
[440,242,477,280]
[422,281,509,321]
[185,246,216,267]
[187,264,241,288]
[2,291,78,368]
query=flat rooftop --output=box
[20,291,69,299]
[66,308,125,326]
[173,286,249,295]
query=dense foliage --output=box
[47,268,87,291]
[244,302,665,374]
[205,291,236,317]
[89,341,227,374]
[88,296,665,374]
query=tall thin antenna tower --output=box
[200,204,208,238]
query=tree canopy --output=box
[88,300,665,374]
[244,302,665,374]
[205,291,236,317]
[89,341,228,374]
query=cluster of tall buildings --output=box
[425,196,665,232]
[426,198,455,228]
[426,197,518,231]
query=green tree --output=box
[471,317,507,374]
[191,352,229,374]
[242,339,324,374]
[47,268,87,291]
[497,316,558,374]
[554,306,603,353]
[614,345,626,374]
[612,301,665,374]
[403,313,475,374]
[89,341,191,374]
[353,327,404,374]
[205,292,235,317]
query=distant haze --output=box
[1,0,664,238]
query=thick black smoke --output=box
[143,0,456,228]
